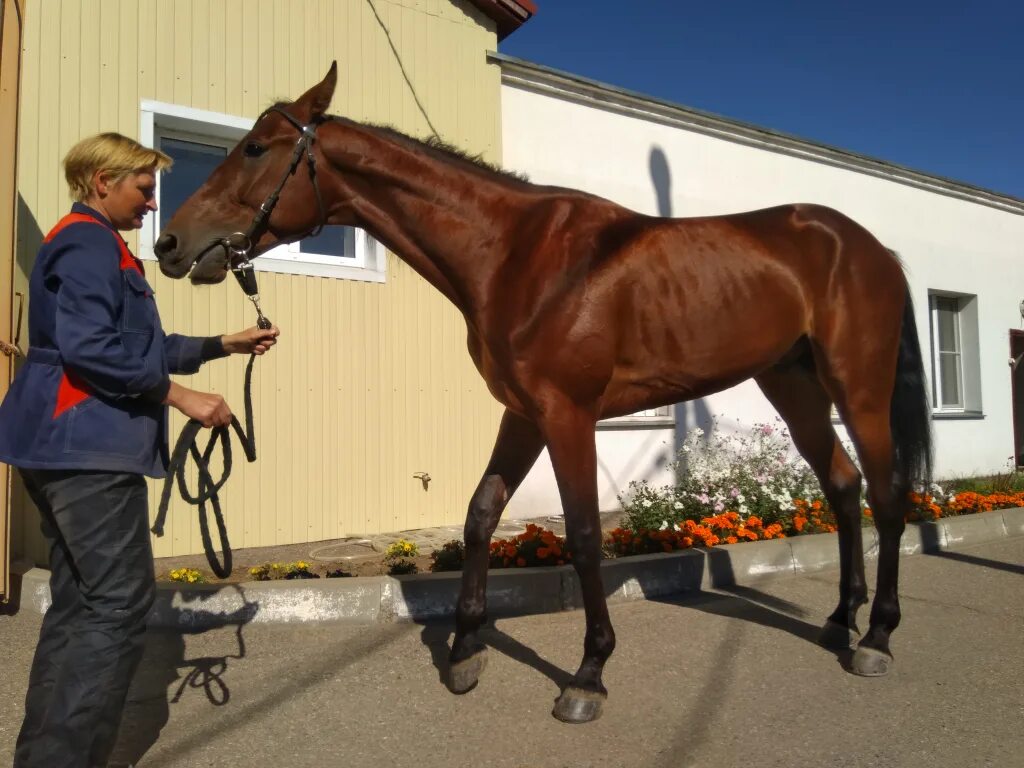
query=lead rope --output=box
[151,265,271,579]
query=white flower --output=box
[673,501,683,510]
[658,520,669,531]
[641,499,653,509]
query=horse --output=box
[155,63,932,724]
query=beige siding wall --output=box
[15,0,507,561]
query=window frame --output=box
[139,100,385,283]
[599,404,675,428]
[930,294,965,411]
[927,289,984,417]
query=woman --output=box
[0,132,279,768]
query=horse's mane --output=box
[381,129,530,184]
[268,100,529,183]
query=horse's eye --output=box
[244,142,266,158]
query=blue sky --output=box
[499,1,1023,199]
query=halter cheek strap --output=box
[222,107,329,268]
[222,106,329,328]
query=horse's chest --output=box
[466,331,527,416]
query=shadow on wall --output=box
[648,145,713,471]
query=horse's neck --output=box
[323,122,522,311]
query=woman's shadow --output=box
[110,585,259,767]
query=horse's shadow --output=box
[417,551,849,694]
[110,585,259,767]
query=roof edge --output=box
[469,0,537,41]
[490,52,1024,216]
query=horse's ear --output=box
[298,61,337,119]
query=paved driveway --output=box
[2,538,1021,768]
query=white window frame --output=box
[927,290,984,417]
[139,100,385,283]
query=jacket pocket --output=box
[122,269,158,334]
[64,398,157,458]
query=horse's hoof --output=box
[552,687,606,724]
[819,619,858,650]
[448,649,487,694]
[849,646,893,677]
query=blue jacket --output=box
[0,204,227,478]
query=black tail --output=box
[890,287,933,491]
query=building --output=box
[4,0,536,574]
[495,54,1024,517]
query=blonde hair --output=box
[63,132,172,202]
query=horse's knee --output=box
[464,475,507,545]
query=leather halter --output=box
[223,105,329,327]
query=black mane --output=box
[267,100,529,183]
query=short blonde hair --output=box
[63,132,172,202]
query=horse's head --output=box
[155,63,339,283]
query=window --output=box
[928,291,982,414]
[139,101,384,282]
[931,296,964,409]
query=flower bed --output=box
[449,489,1024,569]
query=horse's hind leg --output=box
[836,402,908,676]
[756,363,867,648]
[538,401,613,724]
[449,409,543,694]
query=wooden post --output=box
[0,0,25,603]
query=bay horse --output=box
[156,63,932,723]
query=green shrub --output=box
[429,540,465,572]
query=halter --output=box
[222,105,329,329]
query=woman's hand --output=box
[221,325,280,356]
[165,382,232,428]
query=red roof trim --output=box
[467,0,537,41]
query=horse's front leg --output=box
[449,409,543,694]
[541,404,614,724]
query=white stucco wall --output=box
[499,65,1024,518]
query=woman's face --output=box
[96,168,158,231]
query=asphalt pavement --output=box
[1,537,1021,768]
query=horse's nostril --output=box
[154,232,178,258]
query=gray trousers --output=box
[14,469,156,768]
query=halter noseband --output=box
[223,106,329,327]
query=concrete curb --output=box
[17,507,1024,628]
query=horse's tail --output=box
[890,285,933,491]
